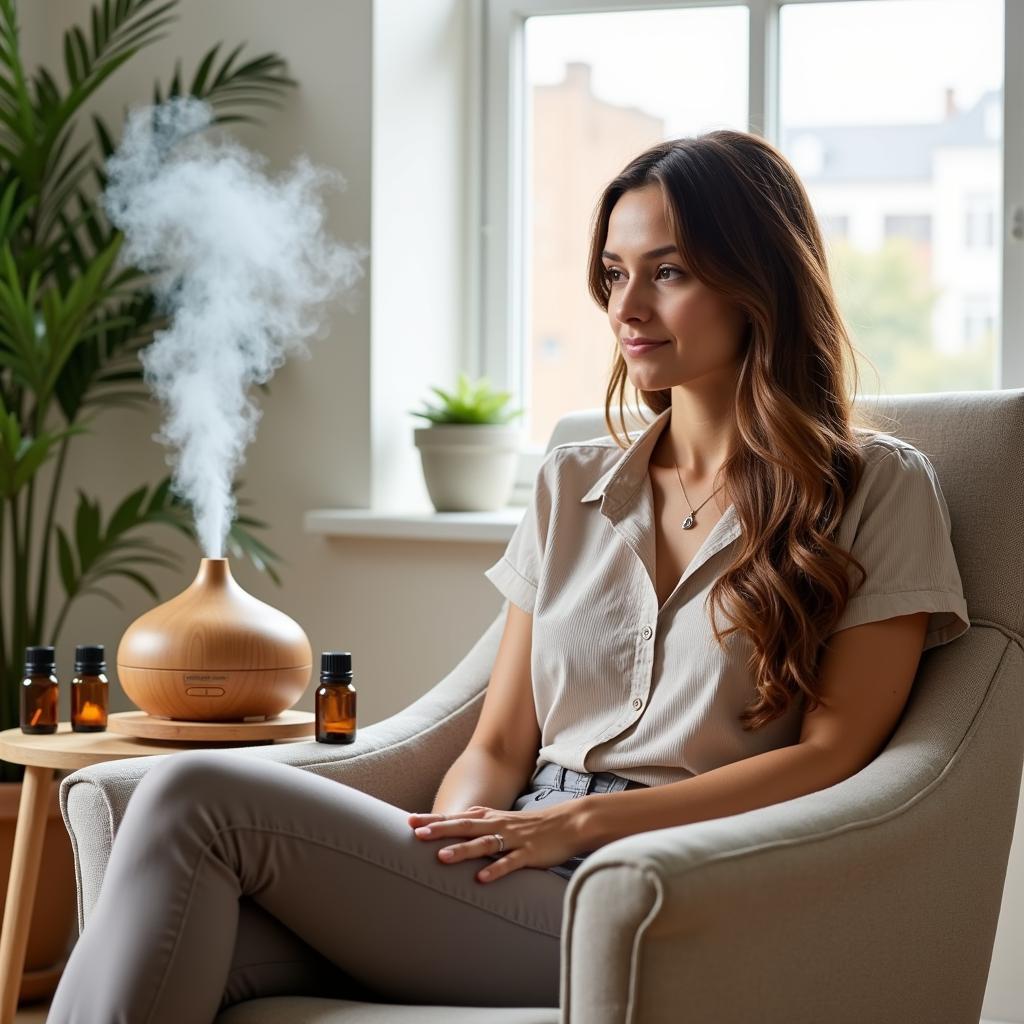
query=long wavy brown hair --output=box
[587,130,894,730]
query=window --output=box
[520,6,749,449]
[965,192,996,249]
[481,0,1018,484]
[884,215,932,245]
[963,293,996,347]
[820,213,851,240]
[778,0,1002,396]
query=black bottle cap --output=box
[320,651,352,680]
[74,644,106,674]
[24,645,56,674]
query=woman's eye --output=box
[603,265,682,283]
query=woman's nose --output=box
[614,282,652,322]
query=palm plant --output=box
[0,0,298,772]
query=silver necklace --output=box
[672,460,724,530]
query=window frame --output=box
[477,0,1023,494]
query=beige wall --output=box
[24,0,507,729]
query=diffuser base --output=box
[107,710,315,742]
[116,664,311,721]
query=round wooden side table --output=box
[0,712,314,1024]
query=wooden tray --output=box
[107,709,315,743]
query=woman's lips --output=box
[622,338,668,356]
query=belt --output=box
[530,760,649,795]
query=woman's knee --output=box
[128,750,254,818]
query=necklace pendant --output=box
[682,513,696,530]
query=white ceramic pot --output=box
[413,423,522,511]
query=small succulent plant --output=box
[410,372,523,425]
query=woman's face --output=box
[601,183,749,393]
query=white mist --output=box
[103,96,367,556]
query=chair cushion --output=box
[215,996,559,1023]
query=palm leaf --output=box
[180,43,297,125]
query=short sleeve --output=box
[828,444,970,651]
[483,451,557,614]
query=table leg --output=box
[0,766,54,1024]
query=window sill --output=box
[304,504,526,543]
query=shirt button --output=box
[640,625,653,641]
[632,697,643,710]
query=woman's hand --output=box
[407,804,587,884]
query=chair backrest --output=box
[543,407,648,453]
[544,389,1024,646]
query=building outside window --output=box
[965,192,997,249]
[481,0,1009,475]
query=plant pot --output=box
[0,778,78,1005]
[413,423,522,511]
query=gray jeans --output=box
[46,750,647,1022]
[515,760,650,880]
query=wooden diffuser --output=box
[116,557,312,721]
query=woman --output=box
[47,130,969,1021]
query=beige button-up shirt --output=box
[484,406,970,787]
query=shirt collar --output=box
[580,406,673,511]
[580,406,743,573]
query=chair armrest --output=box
[562,774,976,1024]
[60,605,507,932]
[560,633,1023,1024]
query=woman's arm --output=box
[431,745,535,816]
[431,600,541,814]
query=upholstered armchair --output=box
[59,389,1024,1023]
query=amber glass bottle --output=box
[71,644,109,733]
[315,651,356,744]
[21,646,58,734]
